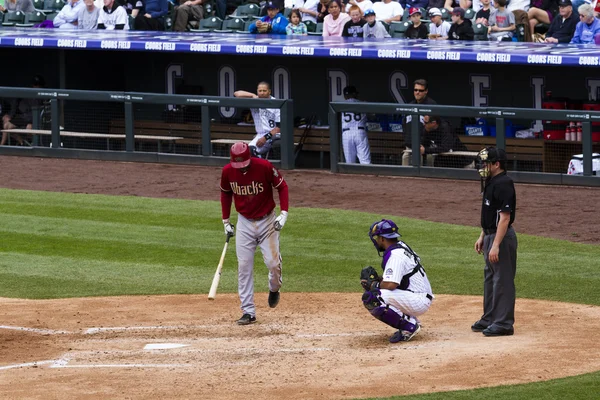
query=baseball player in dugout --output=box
[341,85,371,164]
[360,219,434,343]
[473,147,518,336]
[220,142,289,325]
[234,82,281,159]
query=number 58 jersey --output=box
[341,98,367,132]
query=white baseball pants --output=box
[380,289,432,320]
[342,131,371,164]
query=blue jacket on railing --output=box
[249,13,289,34]
[144,0,168,19]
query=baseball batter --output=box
[360,219,434,343]
[341,86,371,164]
[234,82,281,158]
[220,142,289,325]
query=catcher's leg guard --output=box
[370,305,404,330]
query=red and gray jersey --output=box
[250,96,281,136]
[341,98,367,133]
[220,157,287,220]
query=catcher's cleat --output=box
[389,323,421,343]
[268,291,280,308]
[236,314,257,325]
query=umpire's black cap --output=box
[343,86,358,96]
[481,146,507,163]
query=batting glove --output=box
[223,219,235,236]
[274,211,288,231]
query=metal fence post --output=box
[329,104,339,173]
[280,100,294,170]
[201,106,210,156]
[124,102,134,152]
[495,118,506,150]
[582,121,592,176]
[411,115,420,167]
[50,99,60,149]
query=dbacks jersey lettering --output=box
[220,158,286,219]
[251,96,281,136]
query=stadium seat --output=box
[2,11,26,26]
[473,22,489,40]
[389,21,411,38]
[46,0,65,11]
[230,3,260,19]
[128,14,135,30]
[214,17,244,32]
[307,22,323,35]
[464,8,476,20]
[440,8,451,21]
[16,11,46,27]
[283,7,291,18]
[304,20,316,32]
[402,8,408,21]
[33,0,51,12]
[189,16,223,32]
[44,11,58,21]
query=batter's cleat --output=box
[236,314,256,325]
[268,291,280,308]
[389,323,421,343]
[471,320,489,332]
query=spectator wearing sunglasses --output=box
[402,79,438,166]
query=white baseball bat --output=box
[208,233,233,300]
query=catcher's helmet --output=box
[230,142,251,169]
[369,219,401,255]
[476,147,506,177]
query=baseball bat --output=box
[208,232,233,300]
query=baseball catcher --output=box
[361,219,434,343]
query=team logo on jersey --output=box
[272,168,279,177]
[485,199,490,206]
[385,268,393,275]
[230,181,264,196]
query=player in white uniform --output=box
[361,219,434,343]
[234,82,281,158]
[341,86,371,164]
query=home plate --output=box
[144,343,190,350]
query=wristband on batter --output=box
[264,133,273,141]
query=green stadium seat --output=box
[44,11,58,21]
[214,17,244,32]
[230,3,260,19]
[307,22,323,35]
[189,16,223,32]
[473,22,489,40]
[283,7,291,18]
[2,11,26,26]
[389,21,411,38]
[440,8,451,21]
[48,0,65,11]
[304,20,316,32]
[464,8,476,20]
[16,11,46,27]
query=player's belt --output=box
[426,294,433,301]
[342,127,366,132]
[247,210,274,222]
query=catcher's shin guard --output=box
[370,305,404,329]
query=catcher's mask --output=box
[230,142,251,169]
[369,219,401,256]
[476,147,506,178]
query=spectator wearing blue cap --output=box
[363,8,392,37]
[250,1,289,34]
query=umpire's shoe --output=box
[482,325,514,337]
[471,320,489,332]
[237,314,257,325]
[268,291,280,308]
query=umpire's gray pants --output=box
[481,227,518,330]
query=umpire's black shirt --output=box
[481,171,516,232]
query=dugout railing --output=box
[329,102,600,187]
[0,87,295,169]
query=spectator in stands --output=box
[1,75,45,147]
[134,0,168,30]
[122,0,143,17]
[322,0,351,36]
[250,1,288,34]
[98,0,130,29]
[570,3,600,42]
[0,0,35,13]
[420,115,475,168]
[363,8,391,37]
[172,0,204,32]
[78,0,100,29]
[372,0,403,24]
[488,0,515,40]
[402,79,437,166]
[346,0,373,14]
[545,0,578,42]
[400,0,428,11]
[444,0,472,12]
[428,7,452,39]
[428,0,446,10]
[528,0,559,36]
[295,0,320,25]
[54,0,86,29]
[317,0,329,22]
[475,0,493,25]
[286,8,308,33]
[448,6,475,39]
[342,5,366,36]
[405,7,429,38]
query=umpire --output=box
[472,147,518,337]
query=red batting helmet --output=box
[230,142,251,169]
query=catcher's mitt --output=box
[360,266,381,291]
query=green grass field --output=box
[1,188,599,399]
